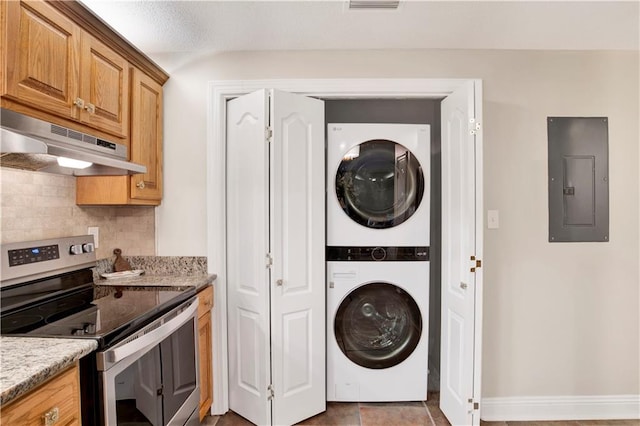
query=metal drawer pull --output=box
[136,181,145,189]
[43,407,59,425]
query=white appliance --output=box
[326,253,429,402]
[327,123,430,247]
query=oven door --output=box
[98,297,200,426]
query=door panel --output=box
[271,91,326,425]
[281,310,311,395]
[440,81,478,425]
[4,0,79,118]
[80,33,129,138]
[226,89,271,426]
[130,69,163,200]
[270,89,325,426]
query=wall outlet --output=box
[88,226,99,248]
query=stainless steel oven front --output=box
[97,296,200,426]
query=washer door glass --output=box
[334,282,422,369]
[335,139,424,229]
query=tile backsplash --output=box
[0,168,155,258]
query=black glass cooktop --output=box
[1,268,195,349]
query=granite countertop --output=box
[92,255,215,291]
[0,337,98,406]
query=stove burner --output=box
[1,314,46,333]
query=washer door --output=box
[334,282,422,369]
[335,139,424,229]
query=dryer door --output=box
[334,282,422,369]
[335,140,424,229]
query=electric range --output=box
[0,236,200,426]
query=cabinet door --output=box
[3,0,80,118]
[198,310,213,420]
[130,68,163,200]
[80,33,129,138]
[0,364,81,426]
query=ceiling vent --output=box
[348,0,400,10]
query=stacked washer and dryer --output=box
[326,123,431,402]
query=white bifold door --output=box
[226,89,326,426]
[440,81,482,425]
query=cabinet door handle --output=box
[136,181,145,189]
[84,103,95,114]
[73,98,84,108]
[42,407,59,425]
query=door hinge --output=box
[469,118,481,135]
[267,384,274,401]
[470,255,482,272]
[265,126,273,142]
[266,253,273,269]
[467,398,479,412]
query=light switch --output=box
[487,210,499,229]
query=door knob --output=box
[460,282,468,290]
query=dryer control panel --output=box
[326,246,429,262]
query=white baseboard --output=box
[481,395,640,421]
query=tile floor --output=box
[200,395,640,426]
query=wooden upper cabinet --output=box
[2,0,169,206]
[130,68,162,201]
[76,68,163,205]
[2,0,130,139]
[80,33,130,138]
[3,0,80,118]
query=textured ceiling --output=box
[80,1,639,55]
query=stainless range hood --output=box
[1,108,146,176]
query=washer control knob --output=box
[82,243,94,253]
[69,244,83,255]
[371,247,386,261]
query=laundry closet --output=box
[218,80,482,426]
[324,99,443,396]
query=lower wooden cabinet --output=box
[1,363,81,426]
[197,285,214,421]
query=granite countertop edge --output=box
[93,273,216,290]
[0,337,98,406]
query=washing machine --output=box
[327,123,430,247]
[326,246,429,402]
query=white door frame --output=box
[206,78,484,418]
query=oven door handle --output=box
[106,298,198,363]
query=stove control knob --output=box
[83,323,96,334]
[69,244,83,255]
[82,243,95,253]
[71,328,85,336]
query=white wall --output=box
[154,49,639,399]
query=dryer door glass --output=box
[335,140,424,229]
[334,282,422,369]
